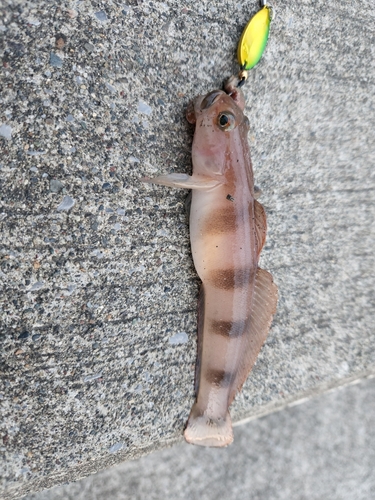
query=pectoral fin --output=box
[142,173,221,190]
[228,267,278,405]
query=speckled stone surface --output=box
[1,0,374,498]
[23,376,375,500]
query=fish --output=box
[143,83,277,447]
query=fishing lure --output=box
[143,1,277,447]
[237,4,272,71]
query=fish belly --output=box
[185,187,258,446]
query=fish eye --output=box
[217,112,236,131]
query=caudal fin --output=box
[184,404,233,447]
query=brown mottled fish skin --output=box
[143,88,277,447]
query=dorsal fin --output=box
[228,267,278,405]
[254,199,267,257]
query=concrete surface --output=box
[24,376,375,500]
[1,0,375,498]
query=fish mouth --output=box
[200,90,223,111]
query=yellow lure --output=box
[237,6,271,70]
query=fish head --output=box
[186,89,250,177]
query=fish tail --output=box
[184,404,233,447]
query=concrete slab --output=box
[1,0,375,498]
[24,376,375,500]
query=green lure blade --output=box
[237,6,272,71]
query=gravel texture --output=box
[1,0,374,498]
[23,376,375,500]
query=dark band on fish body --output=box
[208,268,253,290]
[204,207,240,235]
[206,369,233,388]
[204,202,260,237]
[210,319,247,338]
